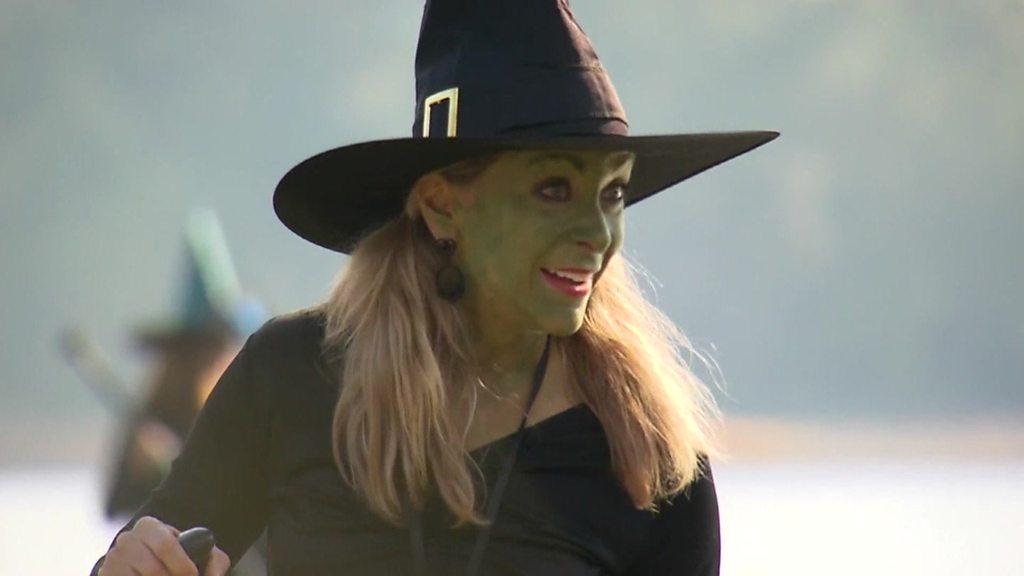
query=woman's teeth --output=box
[542,268,590,283]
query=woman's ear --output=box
[413,172,458,240]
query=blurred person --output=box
[104,323,234,518]
[92,2,776,575]
[101,210,268,575]
[104,210,267,517]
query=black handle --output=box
[177,527,216,572]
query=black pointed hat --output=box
[274,0,778,253]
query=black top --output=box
[93,309,721,575]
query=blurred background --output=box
[1,1,1021,574]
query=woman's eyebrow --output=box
[604,151,634,170]
[526,151,633,175]
[527,152,585,173]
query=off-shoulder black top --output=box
[92,308,721,575]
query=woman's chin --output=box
[540,311,586,337]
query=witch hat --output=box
[274,0,778,253]
[135,209,267,347]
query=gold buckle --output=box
[422,87,459,137]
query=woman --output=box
[93,1,776,575]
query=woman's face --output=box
[449,149,634,336]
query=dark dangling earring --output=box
[435,238,466,302]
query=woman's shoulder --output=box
[249,303,325,342]
[245,305,325,354]
[243,306,334,383]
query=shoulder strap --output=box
[409,335,553,576]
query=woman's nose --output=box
[570,201,613,255]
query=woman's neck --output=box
[463,301,549,396]
[478,333,548,390]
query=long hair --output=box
[319,157,724,527]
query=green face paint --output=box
[451,149,635,343]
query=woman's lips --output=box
[540,268,592,297]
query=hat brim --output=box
[274,131,779,253]
[133,319,234,350]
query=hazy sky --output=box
[3,1,1022,448]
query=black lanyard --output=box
[409,334,552,576]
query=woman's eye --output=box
[536,178,571,201]
[603,181,629,203]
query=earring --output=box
[435,238,466,302]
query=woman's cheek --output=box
[454,187,477,208]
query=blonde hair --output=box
[319,158,724,527]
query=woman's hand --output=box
[97,516,231,576]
